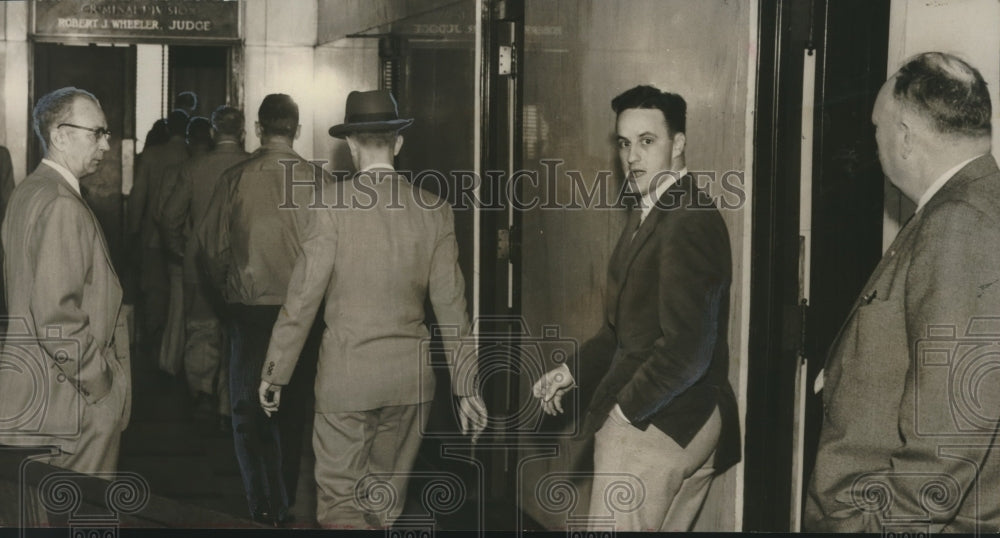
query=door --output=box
[746,0,889,530]
[168,45,232,118]
[32,43,136,279]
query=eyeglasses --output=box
[58,123,112,141]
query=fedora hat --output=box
[328,90,414,139]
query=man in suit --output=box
[198,94,322,526]
[533,85,740,531]
[128,109,189,368]
[0,87,131,474]
[805,53,1000,533]
[257,90,487,529]
[162,106,249,429]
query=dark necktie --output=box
[627,207,642,243]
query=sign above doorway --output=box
[29,0,240,43]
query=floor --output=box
[118,354,317,528]
[116,326,540,531]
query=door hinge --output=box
[782,299,809,359]
[497,228,510,262]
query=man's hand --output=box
[532,363,575,416]
[459,395,488,443]
[258,380,282,417]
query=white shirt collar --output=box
[361,162,395,172]
[41,158,81,195]
[640,167,687,222]
[916,154,983,212]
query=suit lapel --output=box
[606,176,689,327]
[822,155,999,368]
[38,163,120,289]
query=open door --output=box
[32,43,136,279]
[746,0,889,530]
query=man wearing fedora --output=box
[199,93,326,526]
[258,90,487,528]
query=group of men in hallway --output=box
[0,85,486,529]
[0,49,999,533]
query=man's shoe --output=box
[273,509,294,528]
[251,509,272,526]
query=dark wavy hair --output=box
[211,105,244,137]
[611,85,687,136]
[893,52,991,138]
[258,93,299,138]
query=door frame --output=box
[745,0,889,530]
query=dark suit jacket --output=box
[0,163,131,451]
[161,142,249,284]
[129,136,189,249]
[805,154,1000,533]
[577,174,740,472]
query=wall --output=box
[883,0,1000,248]
[316,0,459,44]
[242,0,318,158]
[312,39,379,170]
[1,1,29,183]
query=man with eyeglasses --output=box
[0,87,131,474]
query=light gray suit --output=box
[262,170,477,527]
[0,162,131,474]
[806,155,1000,533]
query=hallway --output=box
[118,350,317,528]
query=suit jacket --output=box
[577,174,740,472]
[262,170,478,412]
[197,141,328,306]
[805,154,1000,533]
[0,163,131,451]
[128,136,188,249]
[161,142,249,284]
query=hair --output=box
[611,85,687,136]
[258,93,299,138]
[186,116,213,148]
[176,91,198,112]
[144,118,170,148]
[211,105,244,137]
[167,109,190,137]
[349,130,398,148]
[33,87,100,151]
[892,52,991,138]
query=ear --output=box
[254,121,262,139]
[48,126,67,153]
[671,132,686,160]
[899,120,913,159]
[393,134,404,156]
[294,124,302,141]
[345,135,360,164]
